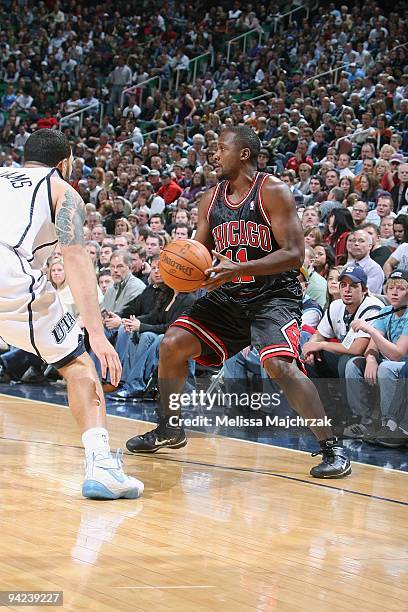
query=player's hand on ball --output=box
[202,251,241,291]
[89,333,122,387]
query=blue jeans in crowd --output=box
[122,331,196,394]
[345,357,407,426]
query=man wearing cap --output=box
[157,171,183,206]
[345,269,408,444]
[302,265,384,419]
[347,229,385,294]
[391,163,408,214]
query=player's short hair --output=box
[24,129,71,167]
[222,126,261,163]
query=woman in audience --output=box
[180,171,206,202]
[304,227,322,248]
[115,217,132,236]
[357,173,379,208]
[325,208,355,265]
[314,244,336,279]
[339,176,355,200]
[375,159,395,192]
[48,257,78,319]
[326,266,342,307]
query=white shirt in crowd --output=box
[318,295,384,342]
[391,243,408,271]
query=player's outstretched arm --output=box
[52,180,121,385]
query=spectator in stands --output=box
[325,208,355,265]
[346,229,385,293]
[304,227,322,249]
[362,223,393,268]
[286,139,314,173]
[304,245,327,309]
[391,163,408,213]
[281,169,303,208]
[384,238,408,277]
[157,171,183,205]
[314,244,336,279]
[357,174,380,206]
[339,176,355,200]
[365,192,395,227]
[379,215,396,244]
[298,266,323,348]
[294,163,312,195]
[107,277,197,401]
[351,200,369,227]
[102,250,145,320]
[304,177,326,208]
[345,269,408,444]
[98,270,113,295]
[303,265,383,423]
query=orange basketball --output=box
[159,239,212,292]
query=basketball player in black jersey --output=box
[127,126,351,478]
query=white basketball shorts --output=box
[0,245,84,367]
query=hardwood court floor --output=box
[0,393,407,612]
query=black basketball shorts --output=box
[171,289,303,370]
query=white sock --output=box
[386,419,397,432]
[82,427,110,457]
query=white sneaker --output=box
[82,449,144,500]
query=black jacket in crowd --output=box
[136,287,197,336]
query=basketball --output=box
[159,239,212,292]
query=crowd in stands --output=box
[0,0,407,448]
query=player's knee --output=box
[160,328,197,361]
[263,356,295,379]
[58,354,103,407]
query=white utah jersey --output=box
[0,166,59,269]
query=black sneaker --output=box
[371,424,408,448]
[310,438,351,478]
[126,420,187,453]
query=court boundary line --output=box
[1,391,407,475]
[0,431,406,507]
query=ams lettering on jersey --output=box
[0,170,32,188]
[212,220,272,253]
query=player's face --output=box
[213,132,248,180]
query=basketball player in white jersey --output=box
[0,129,143,500]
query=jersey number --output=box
[225,248,255,284]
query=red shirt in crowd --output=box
[285,155,314,173]
[37,116,59,130]
[157,180,183,205]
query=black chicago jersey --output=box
[207,171,301,302]
[171,172,304,369]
